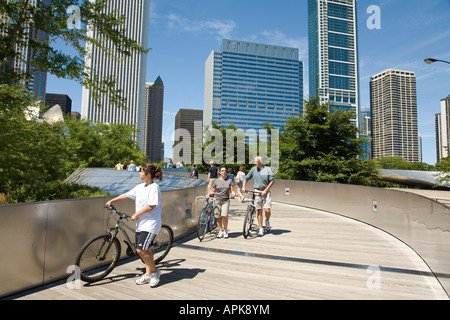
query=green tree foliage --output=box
[277,97,379,185]
[195,121,255,175]
[64,117,146,168]
[372,156,435,171]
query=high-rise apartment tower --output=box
[436,95,450,162]
[370,69,420,162]
[308,0,360,126]
[204,39,303,131]
[81,0,150,149]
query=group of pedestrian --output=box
[104,156,274,289]
[114,160,140,172]
[206,157,274,238]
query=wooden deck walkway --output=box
[7,200,449,300]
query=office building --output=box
[370,69,420,162]
[204,39,303,131]
[81,0,150,149]
[436,95,450,162]
[173,109,203,164]
[45,94,72,115]
[308,0,360,126]
[143,77,164,163]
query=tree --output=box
[277,97,379,185]
[372,156,435,171]
[63,116,147,168]
[0,0,149,108]
[0,85,147,203]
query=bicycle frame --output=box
[242,190,263,238]
[114,219,137,256]
[99,208,136,259]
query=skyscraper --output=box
[143,77,164,163]
[436,113,442,163]
[173,109,203,164]
[308,0,360,126]
[81,0,150,149]
[370,69,420,162]
[436,95,450,162]
[0,0,49,99]
[204,39,303,131]
[45,94,72,115]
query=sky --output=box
[47,0,450,165]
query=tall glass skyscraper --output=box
[308,0,360,126]
[204,39,304,131]
[81,0,150,149]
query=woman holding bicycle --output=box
[105,163,163,287]
[206,167,237,238]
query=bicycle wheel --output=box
[153,225,173,264]
[197,207,209,241]
[75,234,121,283]
[243,205,256,238]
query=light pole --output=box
[424,58,450,65]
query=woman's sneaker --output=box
[224,229,229,238]
[217,231,224,238]
[136,274,151,285]
[258,228,265,237]
[150,269,161,287]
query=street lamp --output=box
[424,58,450,65]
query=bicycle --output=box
[75,205,174,283]
[196,196,219,241]
[242,190,263,238]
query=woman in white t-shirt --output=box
[105,163,163,287]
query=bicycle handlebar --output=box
[106,204,131,220]
[244,189,263,194]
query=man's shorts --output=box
[214,199,230,218]
[135,231,156,251]
[254,190,272,210]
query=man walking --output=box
[242,156,275,236]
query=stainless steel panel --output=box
[0,202,48,295]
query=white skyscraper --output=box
[81,0,150,148]
[437,95,450,162]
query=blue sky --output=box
[47,0,450,165]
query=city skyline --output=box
[47,0,450,165]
